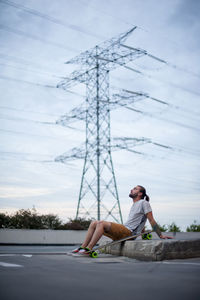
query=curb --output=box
[103,239,200,261]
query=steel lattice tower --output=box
[56,27,172,223]
[77,51,123,222]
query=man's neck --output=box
[133,197,141,203]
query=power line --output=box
[0,51,124,87]
[1,74,196,136]
[0,0,105,40]
[1,0,198,81]
[77,0,197,63]
[0,113,55,125]
[0,74,85,98]
[1,20,198,97]
[121,103,200,133]
[0,150,55,163]
[2,0,198,81]
[0,24,78,53]
[0,112,84,131]
[58,89,200,134]
[113,88,200,118]
[119,62,200,97]
[0,74,56,88]
[1,58,199,119]
[120,44,200,79]
[0,52,62,74]
[67,47,200,97]
[0,150,53,158]
[0,62,64,80]
[0,105,62,117]
[0,128,73,140]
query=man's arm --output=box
[146,211,174,239]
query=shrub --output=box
[61,218,92,230]
[9,209,41,229]
[0,213,11,228]
[186,220,200,232]
[167,222,181,232]
[0,209,62,229]
[157,223,168,232]
[0,209,92,230]
[40,214,62,229]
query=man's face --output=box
[129,186,142,199]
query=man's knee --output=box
[96,220,105,227]
[97,220,111,231]
[90,220,98,228]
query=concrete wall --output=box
[0,229,88,245]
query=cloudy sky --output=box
[0,0,199,230]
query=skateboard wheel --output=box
[142,233,152,240]
[142,233,147,240]
[90,251,98,258]
[147,233,152,240]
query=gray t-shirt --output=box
[124,200,152,234]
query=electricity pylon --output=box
[56,27,172,223]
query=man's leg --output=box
[86,221,111,250]
[81,220,98,248]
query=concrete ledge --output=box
[0,229,87,245]
[104,238,200,261]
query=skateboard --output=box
[71,230,152,258]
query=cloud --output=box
[0,186,57,198]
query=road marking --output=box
[0,254,17,257]
[161,261,200,266]
[0,262,23,267]
[22,255,32,257]
[0,254,32,257]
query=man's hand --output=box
[160,234,174,239]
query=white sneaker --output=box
[73,247,91,257]
[71,246,84,254]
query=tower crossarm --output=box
[56,87,167,128]
[55,137,173,163]
[57,66,96,90]
[56,90,146,127]
[120,44,169,64]
[56,102,86,126]
[118,89,169,105]
[110,90,148,108]
[55,144,85,163]
[94,48,145,72]
[109,89,170,113]
[112,137,173,153]
[57,48,145,90]
[64,26,138,66]
[112,137,150,155]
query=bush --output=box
[0,213,11,228]
[61,218,92,230]
[10,209,42,229]
[157,223,168,232]
[0,209,92,230]
[0,209,62,229]
[156,222,181,232]
[186,220,200,232]
[40,214,63,229]
[167,222,181,232]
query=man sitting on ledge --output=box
[72,185,173,255]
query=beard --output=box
[129,192,138,199]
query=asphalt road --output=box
[0,246,199,300]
